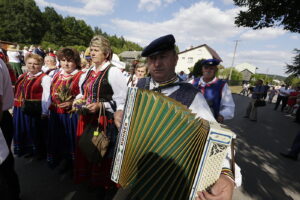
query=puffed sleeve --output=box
[75,70,88,100]
[41,75,52,115]
[219,83,235,120]
[107,67,127,112]
[189,92,217,122]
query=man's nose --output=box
[153,58,160,67]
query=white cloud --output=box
[110,1,291,76]
[290,35,299,40]
[221,0,233,5]
[265,44,278,49]
[138,0,176,12]
[112,2,244,49]
[240,28,286,40]
[35,0,115,16]
[222,50,293,75]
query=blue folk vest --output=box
[193,78,226,118]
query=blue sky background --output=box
[35,0,300,76]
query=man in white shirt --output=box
[274,84,291,111]
[191,59,235,123]
[114,34,240,200]
[0,59,21,200]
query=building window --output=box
[188,57,193,63]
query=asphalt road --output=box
[14,94,300,200]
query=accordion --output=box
[112,87,234,200]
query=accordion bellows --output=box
[112,88,233,200]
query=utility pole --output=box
[228,40,240,81]
[265,68,269,80]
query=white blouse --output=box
[77,61,127,113]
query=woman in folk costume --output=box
[73,35,127,194]
[42,55,59,76]
[7,44,23,77]
[47,48,83,170]
[13,54,51,158]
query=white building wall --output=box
[175,47,213,74]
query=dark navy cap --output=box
[141,34,175,57]
[201,58,221,66]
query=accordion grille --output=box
[118,89,210,200]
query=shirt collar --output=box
[61,69,79,76]
[199,76,218,86]
[91,61,110,72]
[28,71,42,77]
[151,77,180,89]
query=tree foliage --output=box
[42,7,64,46]
[0,0,142,53]
[233,0,300,33]
[286,49,300,76]
[61,17,94,46]
[291,77,300,87]
[191,59,205,77]
[218,68,243,81]
[250,73,274,85]
[0,0,46,43]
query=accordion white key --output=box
[112,87,234,200]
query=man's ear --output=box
[174,54,178,63]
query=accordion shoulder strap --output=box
[168,83,198,107]
[136,77,151,89]
[136,77,198,108]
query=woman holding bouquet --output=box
[73,35,127,196]
[13,54,51,158]
[47,48,83,170]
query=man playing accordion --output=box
[114,34,241,200]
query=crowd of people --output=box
[1,34,243,200]
[240,80,300,122]
[238,79,300,161]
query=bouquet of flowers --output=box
[56,85,73,103]
[72,98,89,115]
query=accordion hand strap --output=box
[231,138,236,179]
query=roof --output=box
[119,51,142,59]
[235,63,257,74]
[240,69,254,74]
[178,44,222,61]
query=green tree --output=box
[286,49,300,76]
[0,0,45,43]
[284,74,297,86]
[42,7,64,46]
[291,77,300,87]
[233,0,300,33]
[249,73,275,85]
[94,27,103,35]
[218,68,243,81]
[61,17,93,46]
[192,59,205,78]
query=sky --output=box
[35,0,300,76]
